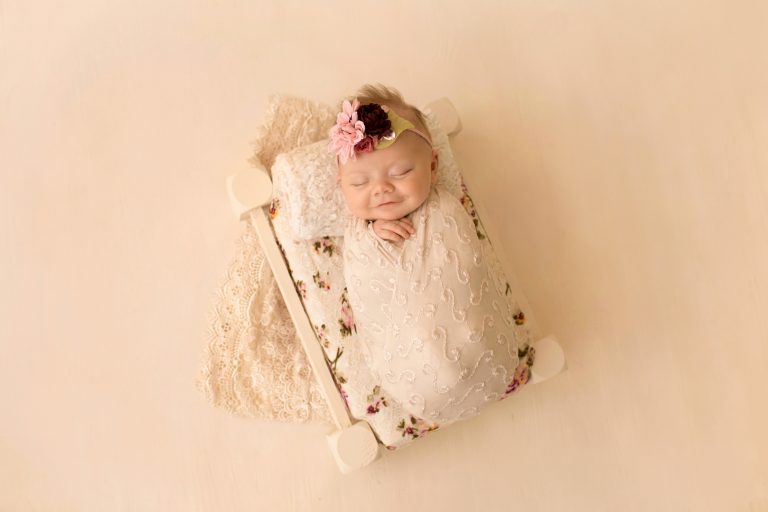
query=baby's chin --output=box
[346,195,428,221]
[368,212,405,221]
[364,205,418,221]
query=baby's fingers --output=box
[385,223,412,240]
[398,219,416,235]
[378,229,405,243]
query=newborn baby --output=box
[330,85,533,425]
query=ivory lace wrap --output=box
[343,186,528,424]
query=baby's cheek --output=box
[340,189,360,211]
[348,198,373,220]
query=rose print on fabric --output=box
[365,385,388,415]
[314,323,330,348]
[504,365,530,395]
[396,415,440,440]
[326,346,351,412]
[312,271,331,291]
[328,346,347,384]
[295,280,307,299]
[458,180,487,241]
[312,237,336,257]
[338,287,356,337]
[339,386,350,410]
[501,345,536,397]
[268,197,280,219]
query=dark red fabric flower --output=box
[354,135,375,153]
[357,103,391,137]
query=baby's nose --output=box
[373,179,394,194]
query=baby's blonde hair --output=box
[351,83,432,142]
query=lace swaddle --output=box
[343,185,527,425]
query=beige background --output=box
[1,0,766,510]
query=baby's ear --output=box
[430,149,439,180]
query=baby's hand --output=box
[372,218,415,245]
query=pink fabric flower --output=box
[328,99,366,164]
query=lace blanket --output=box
[343,185,528,425]
[197,95,336,424]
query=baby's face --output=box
[337,131,438,221]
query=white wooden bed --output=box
[225,98,567,474]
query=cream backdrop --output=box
[1,1,766,510]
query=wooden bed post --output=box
[228,164,381,474]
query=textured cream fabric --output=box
[197,95,336,423]
[343,185,532,425]
[198,219,332,423]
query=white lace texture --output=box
[197,95,336,424]
[198,219,332,424]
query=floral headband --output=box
[328,99,432,165]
